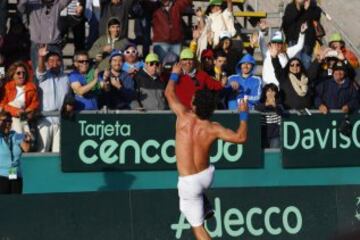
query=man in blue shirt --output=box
[69,51,99,110]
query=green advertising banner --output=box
[282,112,360,168]
[61,112,263,172]
[1,186,360,239]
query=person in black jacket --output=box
[314,61,359,114]
[270,44,312,110]
[282,0,321,69]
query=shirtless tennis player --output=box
[165,63,248,240]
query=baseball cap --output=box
[325,50,339,59]
[180,48,194,60]
[209,0,222,6]
[219,31,232,40]
[145,53,159,63]
[271,31,284,43]
[333,61,346,72]
[201,49,214,59]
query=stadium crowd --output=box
[0,0,359,154]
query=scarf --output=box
[288,73,308,97]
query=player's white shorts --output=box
[177,164,215,227]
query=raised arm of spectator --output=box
[226,0,233,13]
[36,45,49,82]
[287,22,307,59]
[258,19,268,60]
[70,71,98,96]
[270,45,285,84]
[165,63,187,117]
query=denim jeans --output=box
[288,41,313,70]
[153,42,181,62]
[86,13,99,50]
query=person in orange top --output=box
[0,61,39,136]
[329,32,359,69]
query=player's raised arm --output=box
[165,63,188,117]
[213,100,248,144]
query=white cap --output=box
[325,50,339,59]
[219,31,232,40]
[271,31,284,43]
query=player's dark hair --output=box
[193,88,218,120]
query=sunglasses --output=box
[147,62,160,67]
[124,49,138,55]
[15,71,26,76]
[290,63,300,67]
[77,60,90,64]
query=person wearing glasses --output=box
[98,50,136,110]
[270,44,312,110]
[0,111,31,194]
[132,53,167,110]
[69,51,99,110]
[0,61,39,138]
[122,43,144,78]
[36,45,69,152]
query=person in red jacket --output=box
[150,0,192,61]
[0,61,39,136]
[174,48,224,109]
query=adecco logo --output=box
[171,197,303,239]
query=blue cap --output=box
[109,49,122,61]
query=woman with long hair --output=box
[0,61,39,136]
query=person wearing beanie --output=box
[315,60,360,114]
[88,17,130,71]
[172,48,224,109]
[132,53,167,110]
[328,32,359,69]
[226,54,262,110]
[97,49,135,110]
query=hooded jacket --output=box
[227,54,262,110]
[0,79,39,117]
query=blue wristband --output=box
[239,111,248,121]
[169,73,180,83]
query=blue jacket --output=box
[314,77,359,111]
[226,54,262,110]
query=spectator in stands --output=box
[270,45,312,110]
[69,51,99,110]
[17,0,72,71]
[89,17,130,71]
[255,83,283,148]
[199,49,214,75]
[84,0,100,49]
[328,33,359,69]
[213,31,247,76]
[282,0,322,69]
[122,43,144,78]
[308,47,355,85]
[0,111,31,194]
[210,50,227,82]
[98,50,135,110]
[260,20,307,87]
[315,61,359,114]
[59,0,86,52]
[2,16,31,68]
[132,53,167,110]
[173,48,223,109]
[0,61,39,137]
[226,54,262,110]
[99,0,137,38]
[36,46,69,152]
[0,1,7,49]
[150,0,192,61]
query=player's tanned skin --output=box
[165,63,248,240]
